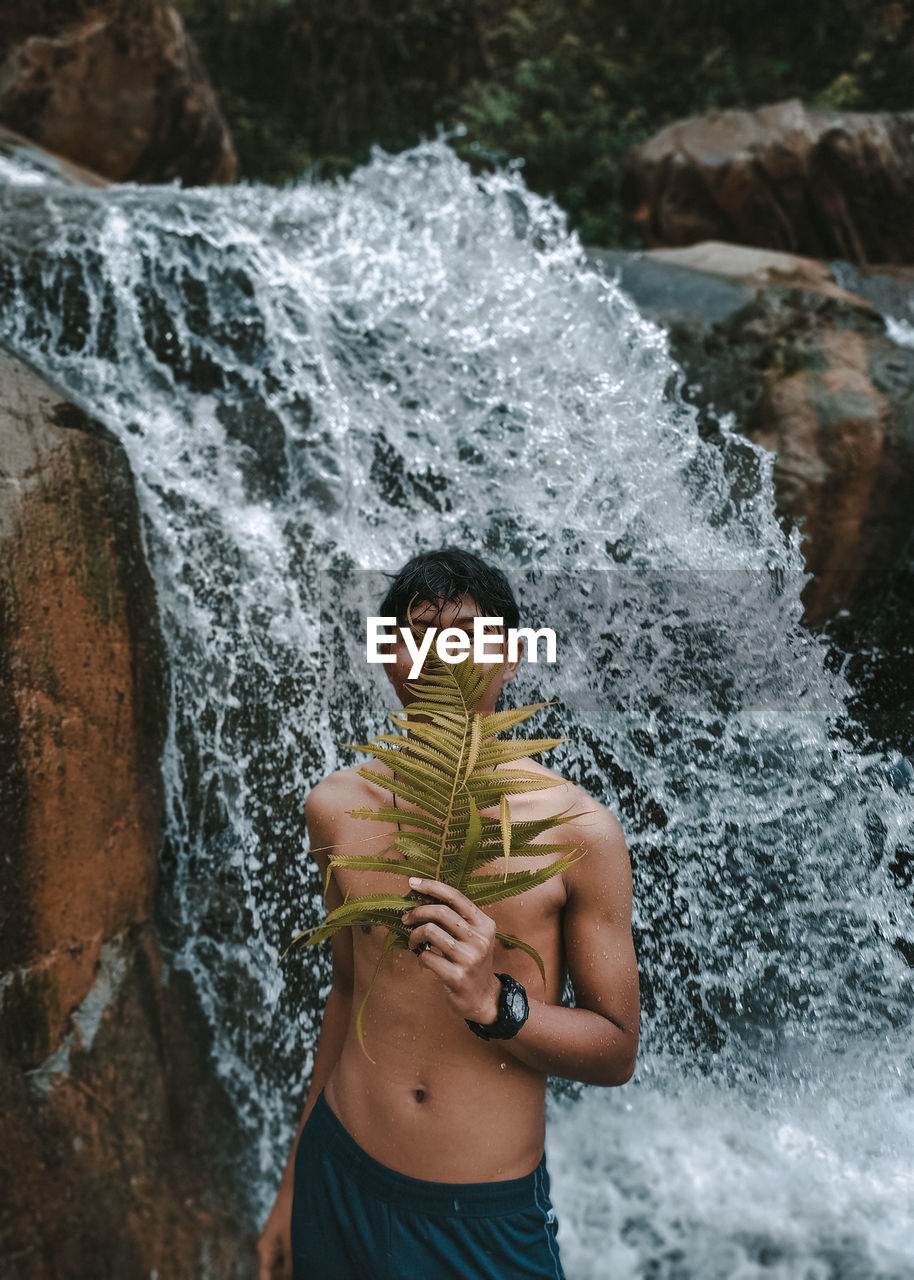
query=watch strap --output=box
[465,973,529,1041]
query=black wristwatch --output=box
[465,973,529,1041]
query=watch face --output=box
[504,984,526,1023]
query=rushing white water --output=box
[1,137,912,1278]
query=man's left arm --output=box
[496,805,639,1086]
[403,805,640,1087]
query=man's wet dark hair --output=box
[379,547,520,631]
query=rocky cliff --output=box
[588,241,914,751]
[622,99,914,266]
[0,349,254,1278]
[0,0,237,185]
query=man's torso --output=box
[316,757,586,1182]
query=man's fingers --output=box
[409,921,465,957]
[257,1221,291,1280]
[257,1244,283,1280]
[408,876,483,924]
[416,947,461,981]
[403,903,472,935]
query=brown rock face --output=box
[587,242,914,747]
[0,1,237,185]
[703,284,914,640]
[748,325,902,628]
[0,120,110,186]
[621,99,914,266]
[0,348,254,1277]
[0,351,166,1036]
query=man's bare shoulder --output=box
[563,791,632,907]
[512,760,627,868]
[303,766,377,869]
[507,760,630,924]
[305,764,366,811]
[566,793,626,847]
[514,757,603,821]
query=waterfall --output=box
[2,138,911,1277]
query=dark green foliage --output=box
[177,0,914,246]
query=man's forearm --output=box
[496,996,637,1087]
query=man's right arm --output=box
[257,781,354,1280]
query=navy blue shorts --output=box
[290,1090,565,1280]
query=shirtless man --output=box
[257,548,640,1280]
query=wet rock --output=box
[587,243,914,749]
[0,1,237,186]
[0,120,109,186]
[621,99,914,265]
[747,321,911,630]
[827,259,914,329]
[0,348,254,1277]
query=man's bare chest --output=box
[327,799,568,996]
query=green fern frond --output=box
[477,737,567,767]
[347,805,439,831]
[480,806,582,840]
[479,703,554,737]
[494,932,547,983]
[473,840,582,867]
[357,767,450,816]
[328,854,438,879]
[285,634,585,1057]
[462,851,583,905]
[281,893,412,956]
[500,793,511,879]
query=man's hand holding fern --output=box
[402,877,502,1024]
